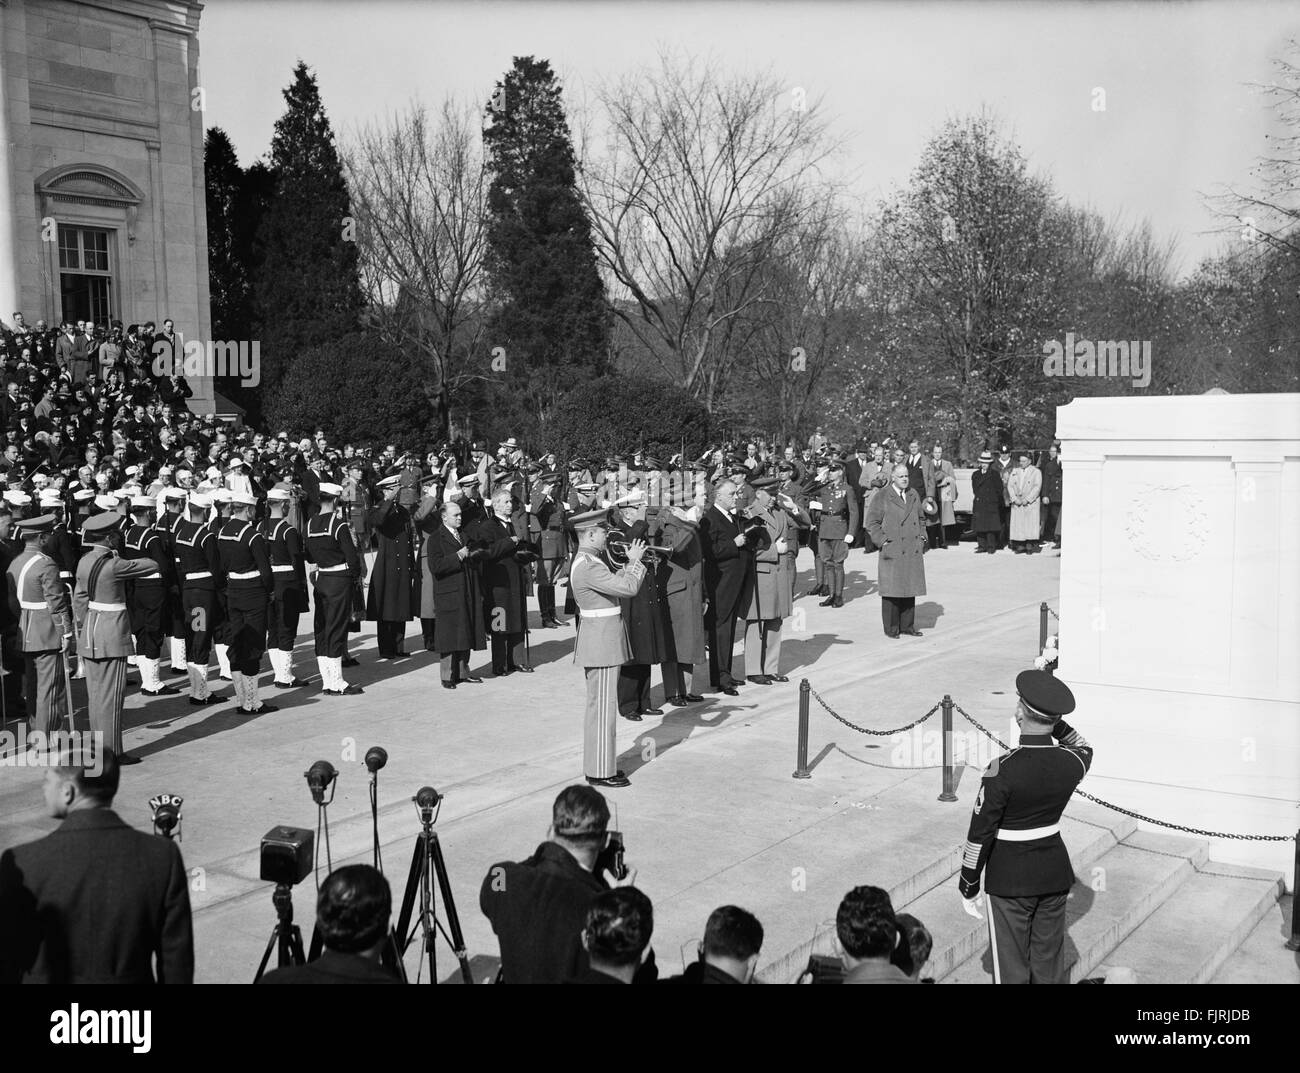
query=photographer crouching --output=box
[479,785,655,983]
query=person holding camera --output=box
[258,865,402,985]
[0,748,194,984]
[566,887,655,984]
[666,905,764,984]
[479,785,640,984]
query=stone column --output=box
[0,0,23,322]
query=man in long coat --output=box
[531,473,568,628]
[609,505,670,720]
[864,465,928,639]
[657,493,706,706]
[971,451,1003,554]
[365,475,418,658]
[413,476,441,650]
[1040,444,1063,550]
[700,478,755,696]
[925,445,956,549]
[469,488,532,676]
[741,479,794,684]
[427,500,485,688]
[1007,451,1043,555]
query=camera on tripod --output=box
[260,825,314,887]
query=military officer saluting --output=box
[303,482,364,697]
[815,458,859,608]
[215,491,277,715]
[74,513,169,764]
[958,670,1093,984]
[6,514,75,736]
[262,487,308,689]
[172,491,226,706]
[568,509,648,788]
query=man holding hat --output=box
[262,487,308,688]
[6,514,74,735]
[303,482,364,696]
[958,670,1092,984]
[569,510,648,787]
[215,491,277,715]
[74,513,169,763]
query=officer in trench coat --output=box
[657,491,706,706]
[741,477,793,683]
[864,464,928,639]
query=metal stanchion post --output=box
[938,695,957,802]
[793,679,811,779]
[1039,602,1049,653]
[1287,832,1300,952]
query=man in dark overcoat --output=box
[468,487,532,676]
[657,494,706,705]
[864,464,928,639]
[971,451,1003,554]
[700,478,755,696]
[428,500,485,687]
[365,475,417,659]
[609,504,670,720]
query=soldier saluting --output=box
[958,670,1092,984]
[172,491,226,705]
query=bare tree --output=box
[344,98,491,438]
[581,52,840,411]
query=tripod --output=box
[253,883,306,982]
[394,797,472,984]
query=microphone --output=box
[305,759,337,805]
[364,746,388,773]
[415,785,441,810]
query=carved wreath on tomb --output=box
[1124,484,1209,562]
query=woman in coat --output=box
[658,498,706,704]
[1007,451,1043,554]
[970,451,1003,553]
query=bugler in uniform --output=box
[5,515,74,736]
[958,670,1093,984]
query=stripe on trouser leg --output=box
[987,901,1002,984]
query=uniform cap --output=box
[15,514,55,535]
[205,466,222,479]
[93,494,118,510]
[377,474,400,488]
[574,482,598,493]
[568,509,609,531]
[187,492,213,509]
[125,465,140,476]
[39,493,64,508]
[161,487,187,500]
[131,495,157,509]
[82,512,125,535]
[978,450,994,463]
[1015,669,1076,719]
[231,491,258,507]
[318,482,343,498]
[72,489,96,502]
[266,487,292,501]
[211,488,233,503]
[750,476,779,491]
[3,490,31,505]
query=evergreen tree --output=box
[483,57,610,427]
[251,62,362,421]
[203,127,246,342]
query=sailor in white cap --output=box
[214,490,276,714]
[302,482,364,695]
[453,473,486,528]
[157,487,190,674]
[172,491,226,705]
[122,494,179,696]
[261,486,307,688]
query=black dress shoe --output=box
[323,685,364,696]
[831,597,844,608]
[770,674,789,683]
[901,628,923,637]
[460,675,483,684]
[665,695,688,706]
[885,632,900,639]
[141,685,181,696]
[620,710,643,722]
[219,673,233,681]
[492,667,513,677]
[747,675,773,686]
[118,753,143,766]
[511,664,534,674]
[342,656,360,668]
[273,678,308,689]
[441,681,457,690]
[639,706,665,716]
[717,686,739,696]
[189,693,227,706]
[586,771,630,788]
[238,703,278,715]
[684,693,706,703]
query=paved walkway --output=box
[1,543,1067,982]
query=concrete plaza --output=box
[0,542,1292,983]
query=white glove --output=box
[775,539,788,554]
[845,534,854,545]
[960,893,985,920]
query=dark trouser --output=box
[490,631,525,672]
[998,504,1010,548]
[183,586,217,662]
[818,537,847,598]
[987,892,1069,984]
[563,585,578,615]
[376,620,406,657]
[668,661,696,696]
[421,618,437,649]
[881,596,915,637]
[268,583,304,651]
[1041,503,1061,545]
[926,522,947,548]
[538,583,559,622]
[439,651,470,682]
[313,574,352,658]
[976,530,999,552]
[618,663,651,715]
[811,533,825,588]
[130,584,166,658]
[2,628,26,719]
[707,607,740,687]
[226,585,269,675]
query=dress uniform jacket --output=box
[365,500,417,622]
[958,719,1093,898]
[0,808,194,984]
[699,506,754,623]
[815,482,859,542]
[864,487,927,599]
[569,549,646,667]
[7,547,73,651]
[44,523,79,584]
[1041,458,1063,504]
[469,513,530,635]
[746,506,793,620]
[1008,465,1042,541]
[657,511,705,665]
[74,546,163,658]
[971,468,1003,532]
[427,522,486,653]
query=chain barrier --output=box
[950,702,1295,843]
[807,687,940,737]
[1045,605,1059,622]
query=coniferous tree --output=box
[251,62,362,421]
[483,57,610,430]
[204,127,246,342]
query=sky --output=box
[198,0,1300,279]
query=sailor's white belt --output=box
[185,571,213,580]
[19,600,48,610]
[89,601,126,612]
[228,570,261,580]
[579,606,620,619]
[137,572,161,580]
[997,824,1060,842]
[317,564,350,573]
[271,564,295,573]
